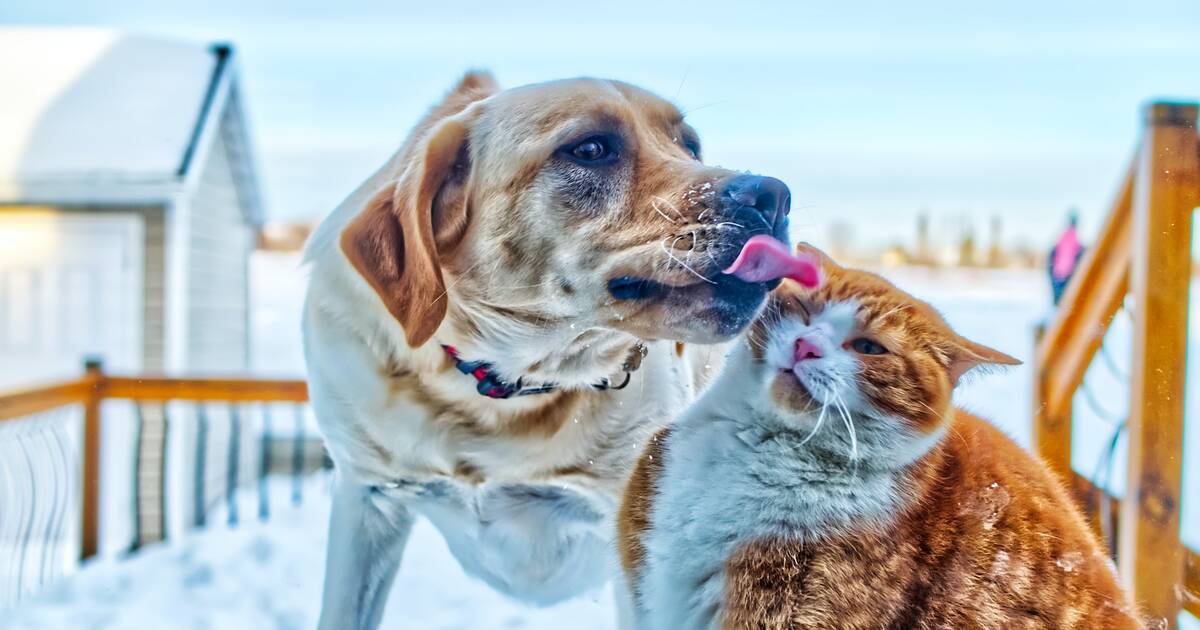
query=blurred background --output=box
[0,1,1198,628]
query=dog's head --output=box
[342,72,792,361]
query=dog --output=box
[302,71,792,629]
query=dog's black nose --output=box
[722,175,791,233]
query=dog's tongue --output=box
[722,235,821,288]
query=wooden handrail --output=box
[1033,100,1199,627]
[103,376,308,402]
[1033,157,1134,480]
[0,374,309,414]
[0,379,90,421]
[1036,158,1135,390]
[0,361,310,562]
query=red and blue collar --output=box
[441,342,647,399]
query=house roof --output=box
[0,28,262,224]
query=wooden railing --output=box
[0,360,319,604]
[1033,101,1200,627]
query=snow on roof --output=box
[0,28,259,218]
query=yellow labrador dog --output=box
[303,72,791,629]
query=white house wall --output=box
[184,110,252,373]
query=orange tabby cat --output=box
[619,246,1141,629]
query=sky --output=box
[3,0,1199,250]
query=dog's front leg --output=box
[614,575,640,630]
[318,474,413,630]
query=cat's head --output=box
[734,244,1019,461]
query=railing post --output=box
[80,358,105,561]
[1120,101,1199,628]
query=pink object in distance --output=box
[721,235,822,288]
[1051,226,1082,280]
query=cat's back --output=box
[924,410,1141,627]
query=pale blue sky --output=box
[4,0,1199,249]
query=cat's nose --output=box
[794,337,823,362]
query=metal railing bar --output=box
[1098,340,1129,382]
[128,403,145,554]
[15,429,38,602]
[1079,376,1125,425]
[0,428,15,603]
[35,423,61,587]
[194,404,209,528]
[158,404,169,543]
[226,405,241,526]
[1094,420,1126,557]
[291,404,304,506]
[42,418,71,585]
[258,405,270,521]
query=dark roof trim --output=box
[176,43,232,177]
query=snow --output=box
[0,28,217,202]
[1,477,617,630]
[4,257,1197,629]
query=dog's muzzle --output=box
[718,174,792,257]
[607,174,792,302]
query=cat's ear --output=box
[795,242,839,269]
[947,338,1021,386]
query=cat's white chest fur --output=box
[637,348,912,630]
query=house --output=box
[0,28,263,387]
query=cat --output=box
[618,245,1141,629]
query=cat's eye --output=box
[850,338,888,355]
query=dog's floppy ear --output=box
[341,72,498,347]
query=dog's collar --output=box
[440,342,648,399]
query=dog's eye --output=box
[569,137,614,163]
[683,139,701,160]
[849,338,888,355]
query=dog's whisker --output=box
[489,282,548,291]
[651,195,686,221]
[651,199,679,224]
[659,239,716,285]
[429,257,495,306]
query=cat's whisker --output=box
[800,399,829,446]
[798,395,818,416]
[873,303,908,324]
[918,400,949,423]
[833,393,859,462]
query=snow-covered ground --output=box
[1,476,617,630]
[3,255,1197,629]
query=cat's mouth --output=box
[769,368,823,415]
[764,325,847,417]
